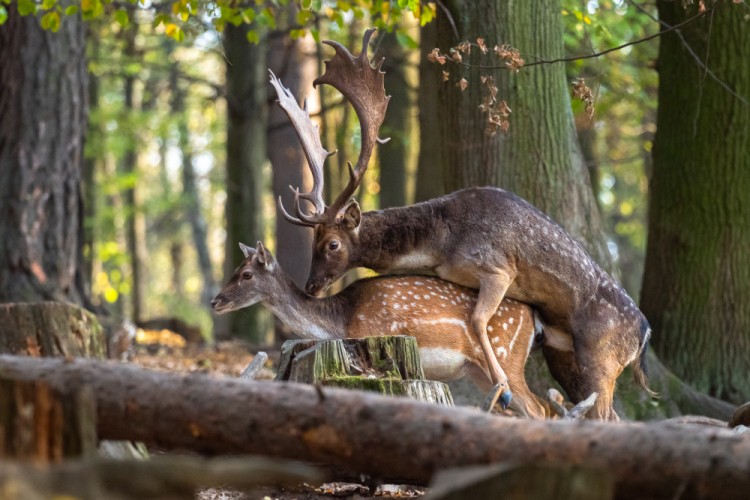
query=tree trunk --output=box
[121,23,145,322]
[267,33,316,290]
[1,355,748,499]
[415,21,444,202]
[378,30,411,208]
[641,1,750,404]
[0,3,88,304]
[170,65,216,311]
[436,0,610,267]
[220,24,271,342]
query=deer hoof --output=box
[499,389,513,410]
[481,384,512,412]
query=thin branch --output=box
[626,0,748,106]
[450,7,712,71]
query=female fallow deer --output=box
[269,29,654,420]
[211,242,549,419]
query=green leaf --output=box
[296,9,311,26]
[242,7,255,23]
[41,10,60,31]
[419,3,435,26]
[396,32,418,50]
[246,30,259,44]
[41,0,56,10]
[64,5,78,15]
[114,9,129,27]
[0,5,7,25]
[18,0,37,16]
[300,0,312,8]
[311,27,320,43]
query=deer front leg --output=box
[473,272,514,412]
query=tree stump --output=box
[0,302,105,461]
[0,302,105,358]
[275,336,454,406]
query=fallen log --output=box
[1,355,749,499]
[0,455,321,499]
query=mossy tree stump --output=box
[0,302,105,461]
[275,336,454,406]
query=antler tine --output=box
[269,70,330,224]
[314,28,391,213]
[276,188,319,228]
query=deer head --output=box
[211,242,277,314]
[270,28,390,295]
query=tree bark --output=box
[0,2,88,304]
[641,1,750,404]
[220,24,271,342]
[267,32,315,290]
[0,302,105,358]
[1,355,748,499]
[120,22,146,322]
[415,21,444,202]
[378,30,411,208]
[0,380,97,461]
[436,0,610,267]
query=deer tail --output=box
[633,319,658,398]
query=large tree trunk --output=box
[641,1,750,404]
[267,32,315,290]
[219,24,271,342]
[378,30,411,208]
[436,0,610,267]
[0,3,88,304]
[1,355,748,499]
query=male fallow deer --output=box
[271,29,653,420]
[211,242,548,418]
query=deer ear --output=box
[339,199,361,230]
[239,242,256,258]
[255,241,275,270]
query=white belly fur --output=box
[419,347,470,381]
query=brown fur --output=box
[212,244,549,419]
[304,187,653,421]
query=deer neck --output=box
[262,273,349,340]
[354,204,440,274]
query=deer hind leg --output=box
[472,271,514,412]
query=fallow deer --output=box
[270,29,653,420]
[211,242,549,419]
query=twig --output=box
[451,7,712,71]
[240,351,268,380]
[625,0,748,107]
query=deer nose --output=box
[210,296,222,309]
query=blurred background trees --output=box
[1,0,748,410]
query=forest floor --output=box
[129,332,427,500]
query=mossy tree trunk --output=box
[435,0,610,267]
[641,1,750,404]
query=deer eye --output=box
[241,270,253,281]
[328,240,340,252]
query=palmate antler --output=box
[270,28,390,227]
